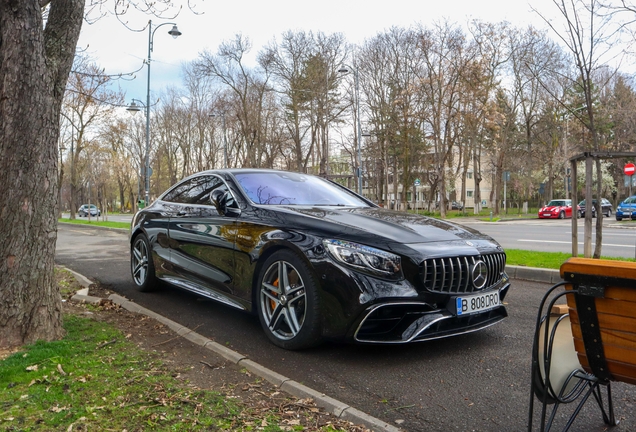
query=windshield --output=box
[547,200,568,207]
[234,171,370,207]
[578,200,596,206]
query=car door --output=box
[165,175,245,309]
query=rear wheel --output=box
[257,250,322,350]
[131,234,157,292]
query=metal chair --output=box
[528,279,618,431]
[527,256,636,430]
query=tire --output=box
[256,250,322,350]
[577,211,582,219]
[131,234,157,292]
[607,209,612,217]
[559,211,565,219]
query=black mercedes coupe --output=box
[130,169,510,350]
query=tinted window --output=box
[234,171,369,206]
[162,175,227,205]
[547,200,567,206]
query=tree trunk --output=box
[0,0,84,349]
[473,144,482,214]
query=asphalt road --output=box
[54,223,636,431]
[461,217,636,259]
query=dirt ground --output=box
[58,271,371,431]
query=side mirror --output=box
[210,189,240,217]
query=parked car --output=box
[538,199,581,219]
[78,204,100,217]
[435,200,464,210]
[130,169,510,350]
[616,195,636,221]
[578,198,613,218]
[451,201,464,210]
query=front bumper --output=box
[352,281,510,344]
[616,209,636,220]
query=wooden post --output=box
[585,155,593,258]
[571,159,578,257]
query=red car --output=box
[538,199,581,219]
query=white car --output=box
[78,204,100,217]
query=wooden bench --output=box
[563,258,636,386]
[528,257,636,431]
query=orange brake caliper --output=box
[271,278,279,310]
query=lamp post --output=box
[338,65,363,196]
[129,20,181,206]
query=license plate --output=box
[456,291,500,316]
[543,213,552,217]
[624,212,631,216]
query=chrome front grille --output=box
[422,253,506,294]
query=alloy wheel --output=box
[259,260,307,341]
[131,237,149,286]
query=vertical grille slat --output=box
[422,253,506,294]
[462,256,470,293]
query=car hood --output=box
[254,205,502,255]
[540,205,567,211]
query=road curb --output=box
[505,265,562,284]
[106,293,401,432]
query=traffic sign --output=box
[414,178,421,186]
[625,163,635,176]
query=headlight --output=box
[323,239,402,279]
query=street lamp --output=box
[338,65,363,196]
[127,98,146,205]
[129,20,181,207]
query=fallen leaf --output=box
[57,364,67,376]
[26,365,38,372]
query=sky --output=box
[76,0,559,104]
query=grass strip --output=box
[0,315,246,430]
[1,313,351,431]
[505,248,636,270]
[58,218,129,229]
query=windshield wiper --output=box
[313,203,346,206]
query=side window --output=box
[162,176,226,205]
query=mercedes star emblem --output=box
[472,260,488,290]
